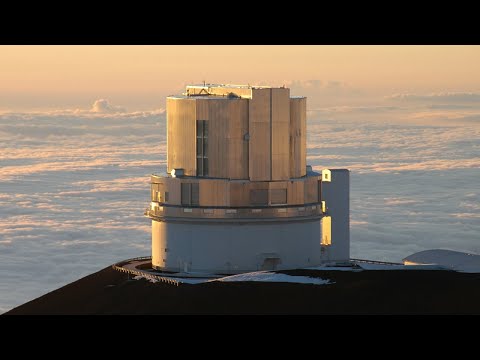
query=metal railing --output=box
[350,258,403,266]
[145,203,323,221]
[112,256,180,286]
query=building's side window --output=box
[151,183,158,201]
[181,183,191,205]
[191,183,199,205]
[250,189,268,206]
[152,183,168,203]
[181,183,199,206]
[270,189,287,205]
[151,183,167,203]
[196,120,208,177]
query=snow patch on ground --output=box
[403,249,480,273]
[305,265,362,271]
[214,271,332,285]
[133,275,158,283]
[165,277,210,284]
[134,271,333,285]
[357,263,447,270]
[133,274,208,284]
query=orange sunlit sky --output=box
[1,45,480,111]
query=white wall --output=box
[152,219,322,273]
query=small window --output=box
[250,189,268,206]
[191,183,199,206]
[196,119,204,137]
[322,216,332,246]
[181,183,199,206]
[196,120,208,177]
[181,183,191,205]
[270,189,287,205]
[196,157,203,175]
[151,183,159,201]
[203,159,209,175]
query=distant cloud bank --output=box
[1,93,479,314]
[386,92,480,103]
[0,99,165,119]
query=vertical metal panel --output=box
[268,180,287,189]
[304,176,319,203]
[318,180,322,202]
[299,98,307,177]
[197,98,249,180]
[249,181,269,191]
[165,177,181,205]
[207,100,229,178]
[229,181,249,206]
[167,97,196,176]
[289,97,307,178]
[271,88,290,180]
[287,179,304,205]
[249,88,271,181]
[199,179,228,206]
[227,99,249,180]
[196,99,209,120]
[270,189,287,204]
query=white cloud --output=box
[0,103,479,313]
[280,79,365,107]
[91,99,126,113]
[384,198,420,206]
[285,79,352,91]
[308,105,399,114]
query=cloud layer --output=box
[386,92,480,103]
[0,98,479,313]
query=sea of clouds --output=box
[0,94,479,313]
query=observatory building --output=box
[145,84,349,273]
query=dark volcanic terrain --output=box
[5,265,480,315]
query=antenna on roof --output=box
[203,80,206,86]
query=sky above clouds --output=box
[1,45,480,111]
[0,46,479,313]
